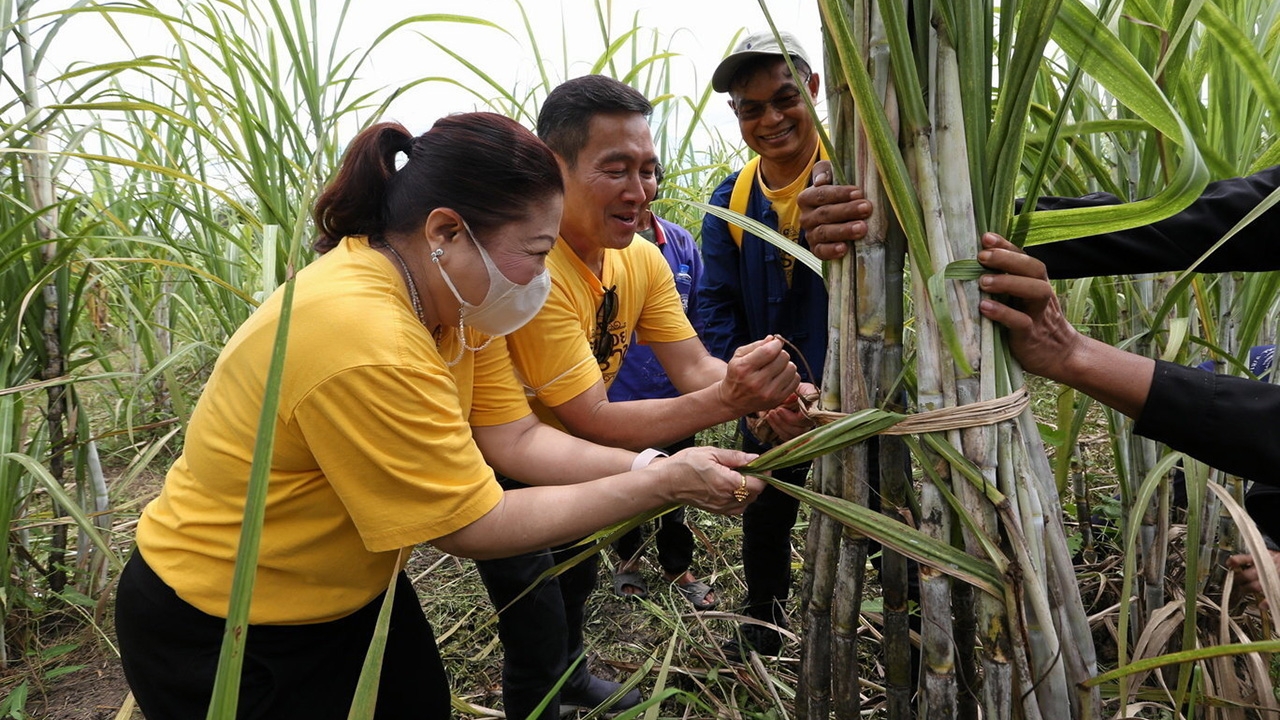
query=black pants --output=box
[741,454,810,627]
[475,480,599,720]
[115,551,449,720]
[613,435,698,576]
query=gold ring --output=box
[733,477,749,503]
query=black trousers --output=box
[741,454,810,626]
[475,478,599,720]
[613,434,698,576]
[115,551,449,720]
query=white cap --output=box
[711,30,812,93]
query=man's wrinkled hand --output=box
[799,159,873,261]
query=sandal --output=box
[674,579,717,610]
[612,571,648,599]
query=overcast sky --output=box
[343,0,825,135]
[40,0,825,140]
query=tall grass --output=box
[4,0,1280,717]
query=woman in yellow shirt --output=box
[114,112,761,720]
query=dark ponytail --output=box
[312,113,563,254]
[312,123,414,253]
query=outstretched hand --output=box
[798,159,873,261]
[660,446,764,515]
[720,335,801,415]
[977,232,1154,419]
[975,233,1087,381]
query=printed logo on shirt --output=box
[596,318,629,384]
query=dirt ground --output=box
[14,647,136,720]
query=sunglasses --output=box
[592,285,619,366]
[733,87,806,122]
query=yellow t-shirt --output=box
[136,237,529,624]
[758,143,821,287]
[504,237,695,428]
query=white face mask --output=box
[433,220,552,337]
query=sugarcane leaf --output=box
[205,230,302,720]
[1159,317,1190,363]
[1195,3,1280,123]
[686,200,822,277]
[904,436,1011,574]
[1012,0,1209,246]
[2,452,124,572]
[1205,484,1280,629]
[1084,639,1280,688]
[1114,450,1188,703]
[746,407,906,471]
[756,476,1005,599]
[928,272,975,377]
[943,259,985,281]
[919,433,1008,508]
[756,2,844,186]
[985,0,1067,235]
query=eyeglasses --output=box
[592,285,619,366]
[733,87,806,122]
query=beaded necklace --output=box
[383,242,466,367]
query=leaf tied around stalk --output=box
[746,387,1029,471]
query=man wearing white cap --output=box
[700,31,873,657]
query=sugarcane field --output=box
[3,0,1280,718]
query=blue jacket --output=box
[699,169,828,386]
[607,216,705,402]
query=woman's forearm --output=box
[472,414,638,485]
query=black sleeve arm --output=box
[1245,483,1280,549]
[1024,164,1280,279]
[1134,360,1280,487]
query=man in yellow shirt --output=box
[477,75,801,719]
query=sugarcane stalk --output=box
[797,344,841,720]
[18,5,71,596]
[798,474,836,719]
[1014,404,1102,718]
[1073,453,1095,563]
[855,12,914,716]
[951,581,977,720]
[831,525,866,716]
[832,315,873,717]
[910,16,1020,718]
[797,166,849,709]
[913,274,957,720]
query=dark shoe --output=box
[722,623,783,661]
[560,673,642,715]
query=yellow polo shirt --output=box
[504,237,695,428]
[136,237,528,624]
